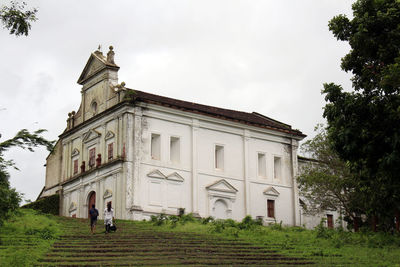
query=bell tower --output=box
[77,46,120,122]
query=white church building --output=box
[39,46,340,228]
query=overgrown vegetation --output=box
[3,210,400,266]
[298,125,362,230]
[22,194,59,215]
[0,129,54,226]
[0,209,61,266]
[147,214,400,265]
[322,0,400,230]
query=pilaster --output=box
[131,107,143,213]
[291,139,300,226]
[243,129,251,215]
[191,119,199,216]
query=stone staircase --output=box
[37,217,314,266]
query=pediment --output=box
[103,189,112,199]
[263,186,280,197]
[206,179,238,193]
[69,202,77,212]
[77,51,119,85]
[166,172,184,182]
[71,148,80,157]
[105,131,115,140]
[83,129,101,143]
[147,169,166,179]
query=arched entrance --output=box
[213,199,228,219]
[88,191,96,218]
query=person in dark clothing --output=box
[89,204,99,234]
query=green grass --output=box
[2,210,400,266]
[0,209,62,266]
[146,214,400,266]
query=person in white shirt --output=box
[104,202,114,233]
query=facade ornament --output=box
[66,111,76,130]
[111,81,126,93]
[96,154,102,167]
[80,161,86,173]
[107,46,115,64]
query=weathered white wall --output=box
[301,210,345,229]
[136,103,301,226]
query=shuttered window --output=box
[267,199,275,218]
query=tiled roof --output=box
[129,89,305,137]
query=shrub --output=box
[179,213,196,224]
[169,215,179,228]
[315,218,333,239]
[24,226,55,240]
[269,221,284,231]
[224,219,237,228]
[238,215,261,230]
[201,216,214,224]
[21,194,59,215]
[151,213,167,226]
[209,220,226,233]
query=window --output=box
[108,143,114,160]
[258,153,266,177]
[327,214,334,229]
[267,199,275,218]
[89,147,96,167]
[170,137,180,163]
[215,145,224,170]
[151,133,161,160]
[274,156,281,179]
[73,159,78,175]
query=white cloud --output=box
[0,0,355,202]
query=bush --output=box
[179,213,196,224]
[269,221,284,231]
[25,226,55,240]
[201,216,214,224]
[21,194,59,215]
[151,213,167,226]
[169,215,179,228]
[238,215,261,230]
[315,218,333,239]
[209,220,226,233]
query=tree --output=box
[0,129,54,226]
[0,1,38,36]
[323,0,400,230]
[298,124,365,228]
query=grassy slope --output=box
[0,209,62,266]
[1,210,400,266]
[145,217,400,266]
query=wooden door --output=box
[267,200,275,218]
[88,192,96,218]
[327,214,333,229]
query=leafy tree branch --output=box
[0,1,38,36]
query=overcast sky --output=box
[0,0,354,203]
